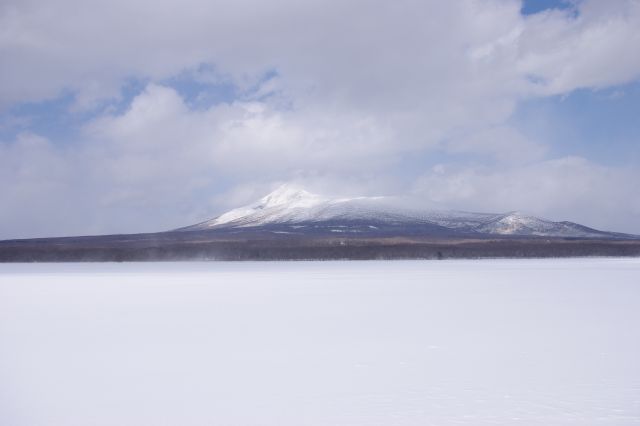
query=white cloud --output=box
[518,0,640,94]
[1,0,634,109]
[444,125,547,164]
[2,0,639,143]
[0,85,402,237]
[86,84,398,178]
[1,0,640,237]
[0,133,83,238]
[412,157,640,233]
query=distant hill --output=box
[1,184,639,261]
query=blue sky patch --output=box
[521,0,574,16]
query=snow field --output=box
[1,259,639,425]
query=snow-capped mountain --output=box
[177,184,631,239]
[2,183,639,262]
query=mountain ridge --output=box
[177,184,633,240]
[2,183,639,261]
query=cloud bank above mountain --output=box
[1,0,640,238]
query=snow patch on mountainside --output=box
[475,212,611,238]
[477,212,559,235]
[191,184,382,229]
[258,185,323,209]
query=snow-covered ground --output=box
[1,259,639,425]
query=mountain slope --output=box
[177,184,631,239]
[2,184,638,262]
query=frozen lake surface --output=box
[1,259,639,425]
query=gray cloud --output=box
[1,0,640,237]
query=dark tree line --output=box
[1,237,640,262]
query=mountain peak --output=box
[259,184,320,208]
[175,185,632,239]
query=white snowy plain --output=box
[1,259,639,426]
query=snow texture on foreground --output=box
[1,259,639,426]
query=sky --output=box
[1,0,640,238]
